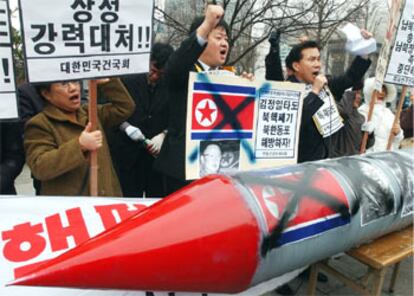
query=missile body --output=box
[11,149,414,293]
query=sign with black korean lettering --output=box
[19,0,153,82]
[185,73,305,180]
[374,0,405,90]
[0,0,18,119]
[255,88,301,159]
[384,0,414,86]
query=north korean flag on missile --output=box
[191,82,256,140]
[246,168,351,246]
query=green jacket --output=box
[24,78,135,197]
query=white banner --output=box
[0,196,301,296]
[384,0,414,86]
[19,0,153,82]
[0,0,18,119]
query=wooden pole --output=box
[88,80,98,196]
[360,89,378,154]
[386,85,407,150]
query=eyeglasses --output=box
[56,81,81,89]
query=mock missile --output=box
[10,149,414,293]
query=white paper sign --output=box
[384,0,414,86]
[255,88,301,158]
[185,74,305,180]
[0,0,18,119]
[375,0,406,90]
[19,0,153,82]
[341,23,377,56]
[310,86,344,138]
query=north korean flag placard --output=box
[191,82,256,140]
[185,73,305,180]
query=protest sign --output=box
[19,0,153,82]
[0,196,301,296]
[374,0,406,90]
[384,0,414,86]
[185,73,304,180]
[0,0,18,119]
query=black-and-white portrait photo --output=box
[323,157,397,226]
[358,161,396,225]
[199,140,240,177]
[367,150,414,217]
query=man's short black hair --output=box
[151,42,174,69]
[200,140,222,154]
[189,16,230,39]
[285,40,321,71]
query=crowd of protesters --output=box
[1,3,413,198]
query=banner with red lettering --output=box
[0,196,157,296]
[0,196,302,296]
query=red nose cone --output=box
[11,176,261,293]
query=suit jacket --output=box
[0,121,25,194]
[330,90,374,157]
[109,74,169,169]
[400,105,413,138]
[17,83,46,123]
[287,56,371,163]
[153,33,207,180]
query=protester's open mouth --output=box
[69,94,80,102]
[312,71,319,77]
[220,49,227,56]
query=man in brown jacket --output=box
[24,78,134,196]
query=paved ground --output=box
[15,165,36,196]
[14,166,414,296]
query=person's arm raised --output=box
[197,4,224,40]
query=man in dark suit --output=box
[110,43,174,197]
[18,83,46,123]
[16,83,46,195]
[266,35,372,163]
[153,4,230,195]
[0,120,25,194]
[284,40,371,163]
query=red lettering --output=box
[2,222,46,262]
[95,204,146,229]
[45,208,90,252]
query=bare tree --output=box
[291,0,372,47]
[155,0,316,71]
[154,0,371,72]
[359,0,388,37]
[9,7,25,84]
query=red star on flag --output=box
[197,101,216,123]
